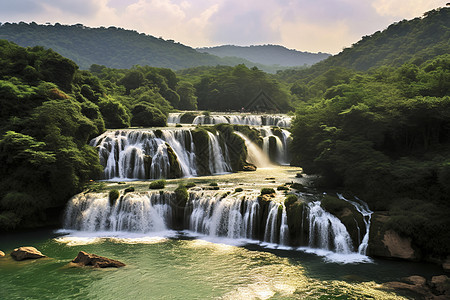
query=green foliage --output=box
[277,186,289,191]
[131,103,166,127]
[149,179,166,189]
[209,182,218,186]
[260,188,275,195]
[98,98,130,128]
[185,182,196,189]
[284,194,298,207]
[174,184,189,206]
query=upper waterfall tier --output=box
[168,112,292,127]
[90,126,292,180]
[90,128,234,180]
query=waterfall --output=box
[337,194,373,255]
[91,129,234,180]
[259,127,292,165]
[207,131,231,174]
[64,192,172,233]
[234,132,273,168]
[62,189,371,261]
[188,191,258,239]
[174,113,292,127]
[307,202,353,254]
[167,113,182,125]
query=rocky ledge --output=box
[10,247,46,261]
[72,251,125,268]
[383,275,450,299]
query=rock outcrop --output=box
[383,275,450,299]
[0,250,5,257]
[368,212,420,261]
[71,251,125,268]
[10,247,46,261]
[442,257,450,273]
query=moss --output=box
[284,194,298,207]
[174,184,189,207]
[260,188,275,195]
[234,188,243,193]
[209,182,218,186]
[166,143,182,178]
[149,179,166,189]
[180,112,197,124]
[124,187,135,194]
[192,127,211,175]
[291,182,306,192]
[232,125,263,147]
[277,186,289,191]
[185,182,196,189]
[215,124,247,171]
[109,189,119,206]
[154,129,163,138]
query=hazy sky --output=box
[0,0,442,54]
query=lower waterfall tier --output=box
[63,189,371,257]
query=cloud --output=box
[372,0,438,18]
[0,0,442,54]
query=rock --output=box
[72,251,125,268]
[368,213,420,261]
[404,275,426,286]
[382,281,431,298]
[242,163,257,171]
[443,257,450,273]
[0,250,5,257]
[382,230,416,260]
[10,247,46,261]
[431,275,450,296]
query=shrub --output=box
[149,179,166,189]
[260,188,275,195]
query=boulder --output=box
[242,163,257,171]
[368,213,420,261]
[431,275,450,296]
[442,257,450,273]
[10,247,46,261]
[0,250,5,257]
[72,251,125,268]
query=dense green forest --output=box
[277,8,449,84]
[287,9,450,258]
[0,22,291,72]
[198,45,330,67]
[178,65,293,111]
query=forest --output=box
[0,7,449,260]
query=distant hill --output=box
[198,45,330,67]
[277,7,450,82]
[0,22,281,71]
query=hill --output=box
[0,22,279,71]
[277,7,450,83]
[198,45,330,67]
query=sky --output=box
[0,0,443,54]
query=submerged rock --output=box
[10,247,46,261]
[72,251,125,268]
[431,275,450,297]
[242,163,257,171]
[383,275,450,299]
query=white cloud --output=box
[372,0,438,18]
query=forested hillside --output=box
[286,8,450,259]
[0,22,276,71]
[277,8,449,84]
[198,45,330,67]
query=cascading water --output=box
[260,127,292,165]
[91,129,232,180]
[307,201,353,253]
[64,192,173,232]
[234,132,273,168]
[62,189,372,262]
[337,194,373,255]
[168,112,292,127]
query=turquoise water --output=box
[0,229,442,299]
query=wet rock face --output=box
[10,247,46,261]
[72,251,125,268]
[383,275,450,299]
[367,213,420,261]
